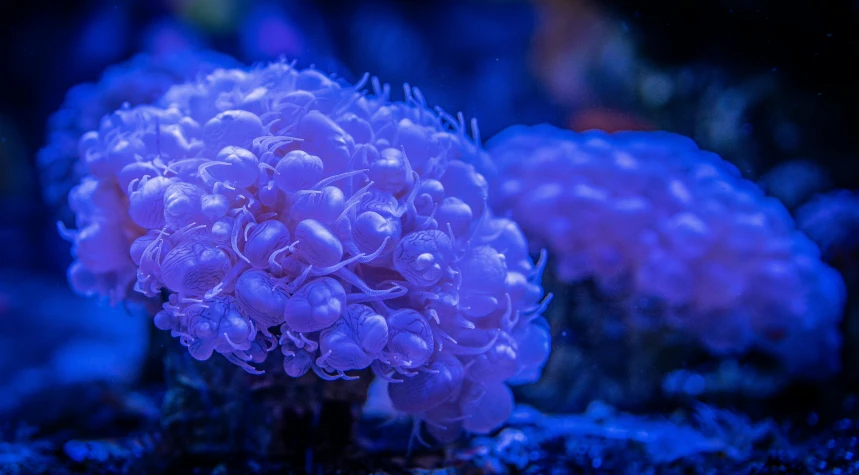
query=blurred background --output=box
[1,0,858,470]
[2,0,858,275]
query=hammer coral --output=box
[486,124,844,377]
[62,61,552,438]
[39,50,238,216]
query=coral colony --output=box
[485,124,846,377]
[38,50,238,215]
[61,61,552,439]
[59,57,849,446]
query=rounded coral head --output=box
[487,124,845,378]
[63,60,553,439]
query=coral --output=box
[758,159,831,210]
[62,61,552,439]
[796,189,859,263]
[38,49,239,218]
[485,124,845,377]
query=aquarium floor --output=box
[1,414,857,475]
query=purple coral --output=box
[63,61,552,438]
[486,124,844,377]
[38,49,239,215]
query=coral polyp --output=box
[39,50,239,218]
[63,61,552,438]
[486,124,845,377]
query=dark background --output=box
[1,0,857,274]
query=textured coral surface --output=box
[62,61,552,438]
[486,124,845,377]
[38,50,238,217]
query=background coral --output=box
[797,190,859,265]
[485,124,845,378]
